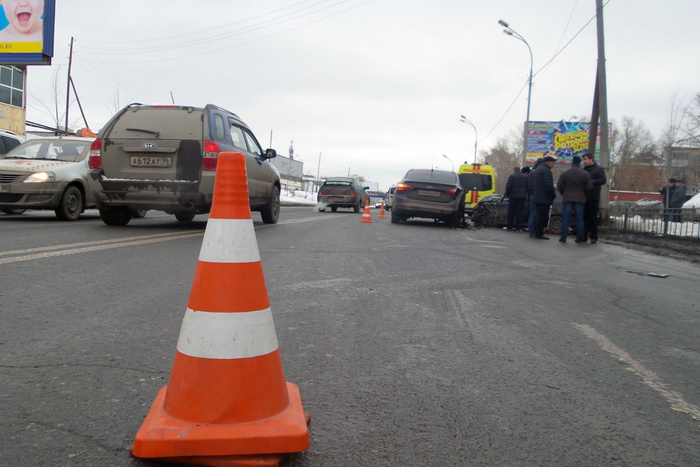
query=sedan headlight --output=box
[24,172,56,183]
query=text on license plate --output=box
[418,189,440,197]
[130,156,172,168]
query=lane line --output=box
[0,232,204,265]
[574,323,700,422]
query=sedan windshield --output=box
[1,140,88,161]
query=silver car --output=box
[0,136,95,220]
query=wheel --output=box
[391,212,400,224]
[318,207,326,212]
[99,207,131,226]
[331,206,337,212]
[55,185,83,221]
[353,203,360,213]
[131,209,147,218]
[175,212,196,222]
[1,208,26,215]
[549,215,562,234]
[260,186,280,224]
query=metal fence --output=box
[607,207,700,239]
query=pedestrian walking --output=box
[556,155,592,243]
[670,179,687,222]
[528,155,557,239]
[582,153,607,244]
[505,166,529,231]
[527,158,544,237]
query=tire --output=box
[318,208,326,212]
[353,203,360,213]
[55,185,83,221]
[131,209,147,218]
[549,215,562,234]
[331,206,338,212]
[1,208,26,215]
[99,207,132,226]
[175,212,196,222]
[391,212,400,224]
[260,186,280,224]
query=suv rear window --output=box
[108,107,203,139]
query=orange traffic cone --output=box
[131,152,309,467]
[360,199,373,223]
[378,201,387,218]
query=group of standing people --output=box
[660,178,687,222]
[504,152,607,243]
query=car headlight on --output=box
[24,172,56,183]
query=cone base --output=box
[131,382,309,461]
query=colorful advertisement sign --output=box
[526,120,610,164]
[0,0,54,65]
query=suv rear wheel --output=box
[100,207,132,226]
[260,186,280,224]
[175,212,196,222]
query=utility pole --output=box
[587,0,610,215]
[65,37,74,135]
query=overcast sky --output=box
[24,0,700,190]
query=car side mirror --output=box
[264,148,277,159]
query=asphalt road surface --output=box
[1,207,698,466]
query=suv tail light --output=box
[203,141,220,170]
[445,187,459,195]
[397,183,414,191]
[88,139,102,169]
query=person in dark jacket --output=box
[660,178,676,209]
[582,153,607,244]
[670,179,687,222]
[527,158,544,237]
[528,155,557,239]
[504,166,529,231]
[556,155,592,243]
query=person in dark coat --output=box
[527,158,544,237]
[504,166,529,231]
[582,153,607,244]
[556,155,592,243]
[660,178,676,209]
[528,155,557,239]
[670,179,687,222]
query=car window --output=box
[213,114,226,141]
[0,137,7,154]
[407,170,457,184]
[228,123,247,151]
[2,140,88,160]
[243,129,262,157]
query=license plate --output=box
[130,156,172,168]
[418,190,440,197]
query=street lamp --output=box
[459,115,478,164]
[442,154,454,172]
[498,19,533,166]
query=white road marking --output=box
[574,323,700,422]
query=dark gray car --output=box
[391,169,465,227]
[88,104,281,225]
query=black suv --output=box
[317,177,370,212]
[88,104,281,225]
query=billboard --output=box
[526,120,611,164]
[0,0,54,65]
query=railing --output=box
[607,207,700,239]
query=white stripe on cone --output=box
[176,308,279,359]
[198,218,261,264]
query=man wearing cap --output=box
[556,155,592,243]
[670,179,687,222]
[527,157,545,237]
[528,155,557,239]
[582,152,607,244]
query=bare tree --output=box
[32,66,80,134]
[481,133,520,194]
[609,116,657,191]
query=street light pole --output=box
[498,19,533,167]
[442,154,454,172]
[459,115,478,164]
